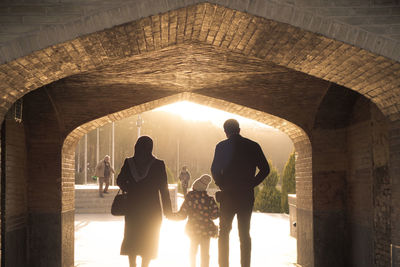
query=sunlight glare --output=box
[155,101,273,129]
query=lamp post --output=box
[136,114,143,139]
[111,121,115,186]
[84,134,87,184]
[96,128,99,164]
[177,138,180,179]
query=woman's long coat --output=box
[117,157,172,258]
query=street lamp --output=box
[136,114,143,138]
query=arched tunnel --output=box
[0,2,399,267]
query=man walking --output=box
[95,155,115,197]
[211,119,270,267]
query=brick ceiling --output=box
[47,42,329,137]
[65,44,292,91]
[1,3,400,127]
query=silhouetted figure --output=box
[172,174,219,267]
[211,119,270,267]
[95,155,115,197]
[179,166,191,197]
[117,136,172,267]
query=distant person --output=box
[172,174,219,267]
[116,136,172,267]
[211,119,270,267]
[94,155,115,197]
[179,166,191,197]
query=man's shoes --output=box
[99,193,104,198]
[103,191,109,194]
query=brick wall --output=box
[347,97,374,266]
[312,127,347,267]
[293,137,313,267]
[389,118,400,267]
[311,88,392,267]
[346,97,392,267]
[371,104,391,267]
[62,148,74,213]
[288,194,297,238]
[23,89,66,267]
[61,148,74,267]
[312,85,362,267]
[3,112,28,267]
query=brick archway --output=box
[0,3,399,122]
[0,3,399,267]
[62,92,312,266]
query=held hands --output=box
[164,210,176,220]
[166,212,183,221]
[163,210,172,219]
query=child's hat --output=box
[192,174,211,191]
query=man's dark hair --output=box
[223,119,240,135]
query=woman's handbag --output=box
[111,190,129,216]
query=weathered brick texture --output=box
[344,96,391,267]
[0,2,398,267]
[293,139,313,267]
[0,3,399,125]
[312,127,347,267]
[4,116,27,228]
[62,149,75,213]
[1,0,400,62]
[309,84,393,267]
[347,98,375,267]
[23,88,65,267]
[371,105,391,267]
[389,119,400,267]
[3,112,28,267]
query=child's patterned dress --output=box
[175,190,219,238]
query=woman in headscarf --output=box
[117,136,172,267]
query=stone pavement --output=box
[75,211,297,267]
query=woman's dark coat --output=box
[117,157,172,258]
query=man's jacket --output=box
[211,134,270,192]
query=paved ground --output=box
[75,210,297,267]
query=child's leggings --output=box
[190,236,210,267]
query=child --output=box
[173,174,219,267]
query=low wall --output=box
[75,184,178,214]
[288,194,297,238]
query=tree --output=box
[281,152,296,214]
[254,162,282,213]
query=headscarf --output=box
[128,136,155,182]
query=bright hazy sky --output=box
[154,101,273,129]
